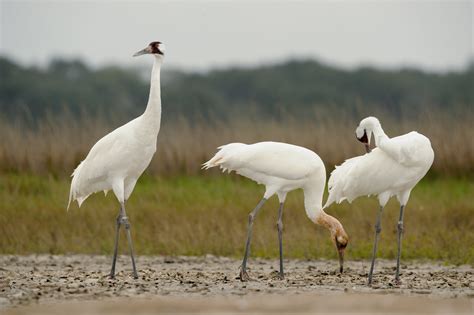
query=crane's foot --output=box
[394,276,402,285]
[270,270,284,280]
[368,275,374,286]
[276,271,284,280]
[132,271,138,279]
[239,269,250,282]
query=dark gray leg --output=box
[368,206,384,285]
[110,209,122,279]
[120,203,138,279]
[277,202,284,279]
[240,198,266,281]
[395,205,405,283]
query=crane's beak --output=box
[364,143,371,153]
[356,129,371,153]
[338,249,344,273]
[133,47,151,57]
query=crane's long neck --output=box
[303,181,344,235]
[372,124,389,147]
[142,56,163,131]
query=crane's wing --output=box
[378,132,433,167]
[324,148,416,208]
[68,122,136,208]
[324,131,434,209]
[203,142,322,180]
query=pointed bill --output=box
[133,46,152,57]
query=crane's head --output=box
[355,116,380,153]
[133,41,165,57]
[317,213,349,273]
[333,228,349,273]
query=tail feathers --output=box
[322,195,335,210]
[323,156,360,209]
[67,161,85,211]
[323,193,347,209]
[67,187,90,211]
[202,143,245,171]
[76,195,88,208]
[202,156,224,170]
[67,188,73,211]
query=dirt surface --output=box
[1,255,473,314]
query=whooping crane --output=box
[203,141,349,281]
[324,117,434,284]
[68,42,165,279]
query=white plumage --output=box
[67,41,165,279]
[325,131,434,208]
[204,142,325,194]
[204,141,348,281]
[68,115,159,208]
[324,116,434,284]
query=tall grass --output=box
[0,108,473,177]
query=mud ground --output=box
[1,255,473,314]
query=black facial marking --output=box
[357,129,369,144]
[149,41,164,55]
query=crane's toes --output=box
[270,270,284,280]
[239,269,250,282]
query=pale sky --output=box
[0,0,472,71]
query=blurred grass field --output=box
[1,110,473,177]
[1,173,473,265]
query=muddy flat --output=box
[1,255,473,314]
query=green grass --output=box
[0,173,473,265]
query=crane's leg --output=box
[120,202,138,279]
[240,198,266,281]
[110,208,122,279]
[276,202,284,279]
[395,205,405,283]
[368,206,384,285]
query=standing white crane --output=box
[67,41,165,279]
[324,116,434,285]
[203,141,349,281]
